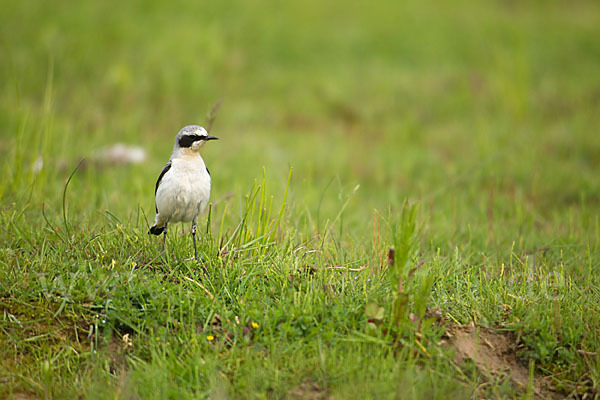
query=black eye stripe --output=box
[178,135,205,148]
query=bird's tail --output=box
[149,214,167,235]
[149,225,164,235]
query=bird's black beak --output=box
[205,135,219,141]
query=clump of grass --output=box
[365,202,436,353]
[218,167,292,259]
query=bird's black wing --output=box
[206,167,210,177]
[154,161,172,212]
[155,161,172,195]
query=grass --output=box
[1,0,600,398]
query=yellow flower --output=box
[207,335,214,341]
[251,322,259,329]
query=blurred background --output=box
[1,0,599,245]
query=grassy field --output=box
[1,0,600,398]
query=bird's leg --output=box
[162,222,168,252]
[192,219,198,261]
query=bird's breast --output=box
[155,156,211,222]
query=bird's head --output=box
[175,125,218,153]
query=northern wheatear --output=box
[149,125,218,260]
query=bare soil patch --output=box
[288,379,329,400]
[446,323,562,399]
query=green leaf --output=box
[365,302,385,320]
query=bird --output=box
[149,125,218,260]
